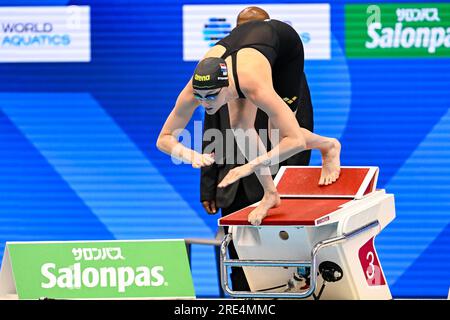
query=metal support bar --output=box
[224,259,311,268]
[185,237,224,297]
[220,220,380,299]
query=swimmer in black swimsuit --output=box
[157,19,341,225]
[218,19,306,113]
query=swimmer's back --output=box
[216,19,303,67]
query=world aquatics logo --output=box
[202,17,232,47]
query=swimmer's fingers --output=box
[218,164,253,188]
[203,153,215,166]
[198,154,214,167]
[192,153,215,168]
[218,169,241,188]
[202,200,217,214]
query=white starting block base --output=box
[220,167,396,300]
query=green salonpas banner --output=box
[346,3,450,57]
[0,240,195,299]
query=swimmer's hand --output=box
[218,163,254,188]
[202,200,217,215]
[191,152,215,168]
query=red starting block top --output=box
[219,198,351,226]
[218,166,379,227]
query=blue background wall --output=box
[0,0,449,298]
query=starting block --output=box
[218,166,396,299]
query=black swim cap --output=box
[192,57,229,90]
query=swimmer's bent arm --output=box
[156,82,215,168]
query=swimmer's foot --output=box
[319,138,341,186]
[248,190,281,226]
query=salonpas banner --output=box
[0,240,195,299]
[346,3,450,57]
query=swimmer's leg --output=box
[297,128,341,185]
[226,102,280,226]
[268,112,340,186]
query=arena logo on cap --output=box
[194,74,211,81]
[0,6,91,62]
[346,3,450,57]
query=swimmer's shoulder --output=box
[201,44,226,59]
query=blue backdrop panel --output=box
[0,0,449,298]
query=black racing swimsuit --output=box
[217,19,306,112]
